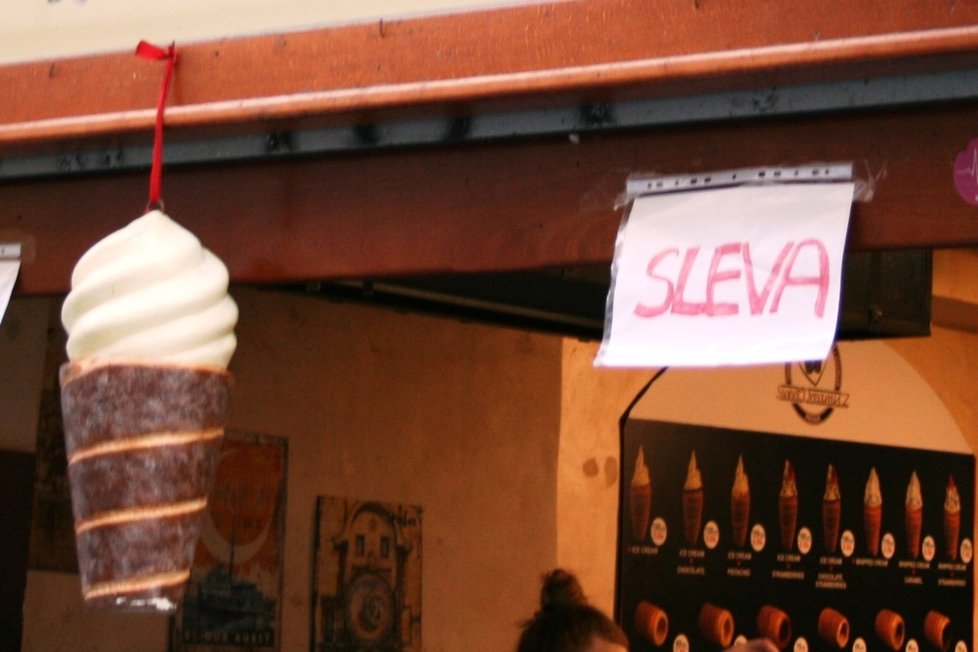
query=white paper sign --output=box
[596,182,855,367]
[0,261,20,327]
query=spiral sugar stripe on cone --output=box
[61,362,232,612]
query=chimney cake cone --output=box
[699,603,735,648]
[630,446,652,541]
[778,461,798,551]
[864,468,882,557]
[944,475,961,561]
[730,455,750,548]
[822,464,841,554]
[818,608,850,649]
[875,609,906,652]
[61,363,231,611]
[905,472,923,559]
[60,210,238,612]
[682,451,704,546]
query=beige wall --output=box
[19,288,562,651]
[3,0,537,65]
[9,267,978,650]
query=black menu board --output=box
[618,420,974,652]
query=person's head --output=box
[516,569,629,652]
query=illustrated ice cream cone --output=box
[818,608,850,649]
[699,602,735,648]
[944,475,961,561]
[924,610,952,652]
[630,446,652,541]
[778,460,798,551]
[731,455,750,548]
[905,471,923,559]
[864,467,882,557]
[635,601,669,647]
[822,464,841,554]
[875,609,906,652]
[757,605,792,650]
[60,210,238,612]
[683,451,704,546]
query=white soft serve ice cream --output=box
[61,210,237,368]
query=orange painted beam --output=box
[6,102,978,295]
[3,0,978,149]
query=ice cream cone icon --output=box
[778,461,798,551]
[822,464,841,554]
[905,471,923,558]
[731,455,750,548]
[944,475,961,561]
[864,467,882,556]
[630,446,652,541]
[683,451,703,547]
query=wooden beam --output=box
[6,102,978,295]
[3,0,978,150]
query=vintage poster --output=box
[618,420,974,652]
[26,300,76,572]
[170,431,288,651]
[311,496,423,652]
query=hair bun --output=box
[540,569,588,610]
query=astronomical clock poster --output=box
[311,495,423,652]
[617,420,974,652]
[170,431,288,651]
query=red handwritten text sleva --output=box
[634,240,830,318]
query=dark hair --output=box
[516,569,629,651]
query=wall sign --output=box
[0,244,20,327]
[618,419,974,652]
[596,178,854,368]
[170,431,288,651]
[311,495,423,651]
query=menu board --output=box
[618,420,974,652]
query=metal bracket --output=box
[0,243,22,261]
[625,162,854,198]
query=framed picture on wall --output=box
[169,431,288,651]
[26,300,76,573]
[311,495,423,652]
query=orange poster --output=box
[171,431,288,651]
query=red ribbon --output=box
[135,40,177,212]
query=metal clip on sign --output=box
[625,163,855,199]
[0,243,22,261]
